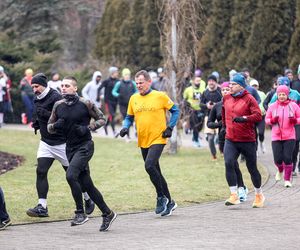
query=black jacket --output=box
[98,77,118,103]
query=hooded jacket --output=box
[222,90,262,142]
[81,71,102,108]
[265,99,300,141]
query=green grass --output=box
[0,130,267,224]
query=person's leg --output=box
[108,102,117,133]
[282,140,295,183]
[0,187,9,221]
[257,117,266,153]
[234,161,245,188]
[207,133,217,158]
[120,105,130,138]
[292,140,299,172]
[272,140,284,172]
[66,142,94,214]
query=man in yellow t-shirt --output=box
[119,70,180,217]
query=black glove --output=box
[75,125,90,136]
[36,106,51,119]
[119,128,129,137]
[53,118,65,130]
[31,120,40,135]
[162,126,173,138]
[233,116,247,123]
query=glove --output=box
[31,120,40,135]
[270,116,279,124]
[36,106,51,118]
[119,128,129,137]
[233,116,247,123]
[162,127,173,138]
[75,125,90,136]
[289,116,297,125]
[53,118,65,130]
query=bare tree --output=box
[157,0,205,153]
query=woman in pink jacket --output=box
[266,85,300,187]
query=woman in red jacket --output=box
[265,85,300,187]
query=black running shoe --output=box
[155,196,169,214]
[0,218,12,230]
[71,213,89,226]
[99,211,117,231]
[85,199,95,215]
[161,200,177,217]
[26,204,49,217]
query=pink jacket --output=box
[266,100,300,141]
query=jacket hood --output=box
[92,71,102,83]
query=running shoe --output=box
[26,204,49,217]
[252,194,265,208]
[71,213,88,226]
[161,200,177,217]
[85,198,95,215]
[100,211,117,231]
[225,193,240,206]
[238,187,248,202]
[284,181,292,188]
[155,196,169,214]
[0,218,11,230]
[275,171,283,181]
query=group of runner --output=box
[1,65,300,231]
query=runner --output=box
[48,76,116,231]
[27,73,95,217]
[119,70,179,216]
[265,85,300,187]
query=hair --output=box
[63,76,78,86]
[135,70,151,81]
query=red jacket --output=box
[222,90,262,142]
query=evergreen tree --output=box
[241,0,295,88]
[288,0,300,71]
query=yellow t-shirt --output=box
[127,90,174,148]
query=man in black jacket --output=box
[27,73,94,218]
[48,76,116,231]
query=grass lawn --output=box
[0,130,268,224]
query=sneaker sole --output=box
[161,203,178,217]
[0,221,12,230]
[100,213,117,232]
[26,210,49,218]
[225,200,240,206]
[71,217,89,226]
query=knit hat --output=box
[278,76,290,86]
[276,85,289,96]
[194,68,202,77]
[122,68,131,78]
[109,66,118,75]
[207,74,217,82]
[211,71,220,81]
[231,73,247,88]
[157,67,164,74]
[250,79,259,87]
[221,81,230,88]
[31,73,48,87]
[284,68,293,75]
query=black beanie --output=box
[207,74,217,82]
[32,73,48,87]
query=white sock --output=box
[83,192,90,201]
[0,113,3,124]
[254,187,262,194]
[229,186,238,194]
[38,198,47,208]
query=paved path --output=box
[1,125,299,249]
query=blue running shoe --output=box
[161,200,177,217]
[155,196,169,214]
[238,187,248,202]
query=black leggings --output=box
[104,102,117,133]
[0,187,9,221]
[190,110,203,142]
[224,140,261,188]
[141,144,171,201]
[256,115,265,142]
[207,133,217,156]
[36,157,68,199]
[66,141,110,214]
[272,140,295,165]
